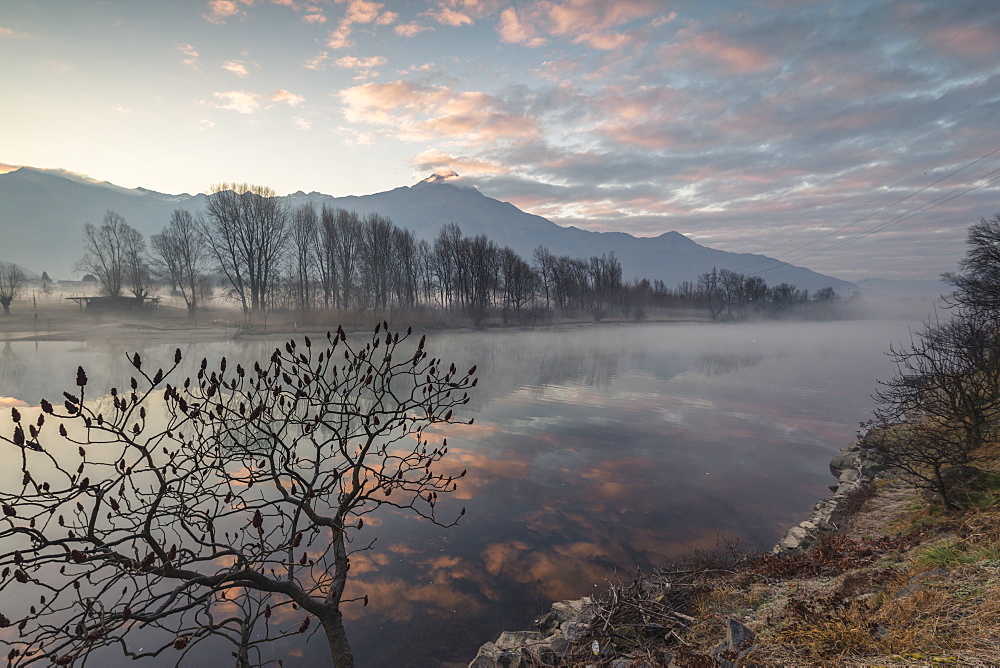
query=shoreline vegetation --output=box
[0,282,935,345]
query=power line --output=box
[732,142,1000,274]
[751,170,1000,277]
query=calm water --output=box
[0,319,919,666]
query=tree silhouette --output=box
[0,325,476,667]
[0,262,25,315]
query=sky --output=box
[1,0,999,281]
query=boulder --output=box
[710,619,756,667]
[829,451,860,479]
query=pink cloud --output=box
[509,0,661,50]
[413,149,508,176]
[340,81,540,146]
[395,22,433,37]
[425,0,503,27]
[177,43,199,68]
[327,0,393,49]
[660,28,777,73]
[269,89,304,106]
[334,55,387,69]
[303,12,326,23]
[430,7,472,27]
[0,26,29,38]
[202,0,254,24]
[210,90,260,114]
[928,24,1000,59]
[497,7,546,47]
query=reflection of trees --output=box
[695,352,764,376]
[0,341,25,386]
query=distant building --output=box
[66,296,160,311]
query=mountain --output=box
[0,167,855,294]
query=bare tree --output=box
[151,209,210,314]
[0,325,477,666]
[315,205,340,309]
[202,184,288,314]
[359,214,394,311]
[532,246,555,311]
[122,224,152,302]
[872,314,1000,508]
[944,213,1000,317]
[291,203,318,311]
[76,210,133,297]
[0,263,25,314]
[334,209,361,310]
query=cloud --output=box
[305,51,330,70]
[177,43,199,68]
[269,89,304,106]
[493,0,661,51]
[303,11,327,23]
[395,22,433,37]
[340,81,540,146]
[293,117,312,130]
[413,149,508,176]
[334,55,387,69]
[659,27,778,73]
[325,0,395,49]
[496,7,545,47]
[202,0,254,24]
[0,26,28,38]
[211,90,260,113]
[221,59,249,77]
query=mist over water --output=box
[0,319,921,666]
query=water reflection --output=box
[0,321,917,666]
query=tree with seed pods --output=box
[0,324,476,667]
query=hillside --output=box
[0,167,855,294]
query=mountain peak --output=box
[420,170,460,184]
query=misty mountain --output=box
[0,167,855,294]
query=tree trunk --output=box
[321,610,355,668]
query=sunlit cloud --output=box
[339,81,540,146]
[269,89,305,106]
[221,59,249,77]
[395,22,432,37]
[334,55,387,69]
[210,90,260,113]
[293,117,311,130]
[0,26,29,38]
[496,7,545,47]
[202,0,254,24]
[425,0,503,27]
[303,11,326,23]
[413,149,508,176]
[177,43,199,68]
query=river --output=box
[0,318,921,666]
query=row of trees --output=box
[871,214,1000,509]
[65,183,844,324]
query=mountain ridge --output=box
[0,166,856,294]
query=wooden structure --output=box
[66,296,161,311]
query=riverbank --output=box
[0,291,709,343]
[469,438,1000,666]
